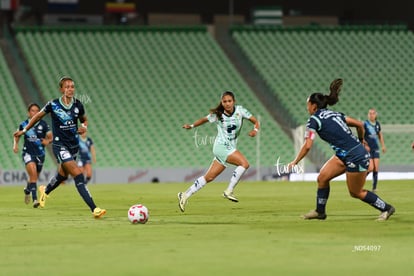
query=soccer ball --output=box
[127,204,149,224]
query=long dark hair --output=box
[210,91,235,122]
[309,79,343,109]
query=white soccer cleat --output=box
[177,192,188,212]
[377,206,395,221]
[223,189,239,202]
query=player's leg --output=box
[63,160,105,217]
[371,158,380,192]
[84,163,92,184]
[346,171,394,220]
[25,161,38,206]
[40,144,70,202]
[178,159,226,212]
[223,150,250,202]
[303,155,345,220]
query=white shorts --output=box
[212,142,236,166]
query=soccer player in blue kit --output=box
[178,91,259,212]
[78,130,96,185]
[364,108,386,192]
[13,103,53,208]
[14,77,106,218]
[288,79,394,221]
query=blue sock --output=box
[46,174,67,194]
[85,176,91,185]
[28,182,37,201]
[24,183,30,195]
[74,174,96,212]
[372,172,378,190]
[362,190,390,212]
[316,187,330,214]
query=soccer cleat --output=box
[38,185,47,208]
[377,206,395,221]
[93,207,107,219]
[33,200,40,208]
[24,189,30,204]
[177,192,188,212]
[302,210,327,220]
[223,189,238,202]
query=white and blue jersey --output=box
[19,119,50,157]
[364,120,381,158]
[207,105,252,148]
[306,109,369,172]
[78,136,94,164]
[207,105,252,165]
[42,97,85,148]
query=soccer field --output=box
[0,180,413,275]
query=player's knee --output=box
[349,191,363,199]
[204,175,215,183]
[242,162,250,170]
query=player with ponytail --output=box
[288,79,395,221]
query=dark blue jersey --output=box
[18,119,50,156]
[306,109,360,158]
[364,120,381,151]
[42,97,85,148]
[79,136,94,162]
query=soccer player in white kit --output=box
[178,91,259,212]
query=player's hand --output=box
[40,138,49,146]
[248,129,257,137]
[14,130,24,138]
[182,124,193,129]
[78,126,87,135]
[13,145,18,153]
[287,162,296,172]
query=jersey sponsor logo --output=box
[59,150,72,160]
[23,153,32,163]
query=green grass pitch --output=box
[0,180,413,275]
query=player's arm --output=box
[78,115,88,134]
[182,117,209,129]
[288,132,315,169]
[42,131,53,146]
[248,115,260,137]
[14,110,46,138]
[346,116,365,143]
[91,145,97,163]
[378,131,386,153]
[12,131,20,153]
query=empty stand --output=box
[15,26,294,169]
[232,25,414,166]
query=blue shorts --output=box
[369,149,380,159]
[22,153,45,173]
[52,144,79,164]
[338,145,370,173]
[77,158,92,167]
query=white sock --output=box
[185,176,207,198]
[226,166,247,191]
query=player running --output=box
[288,79,395,221]
[364,108,386,192]
[178,91,259,212]
[14,76,106,218]
[13,103,52,208]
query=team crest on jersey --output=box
[74,107,79,114]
